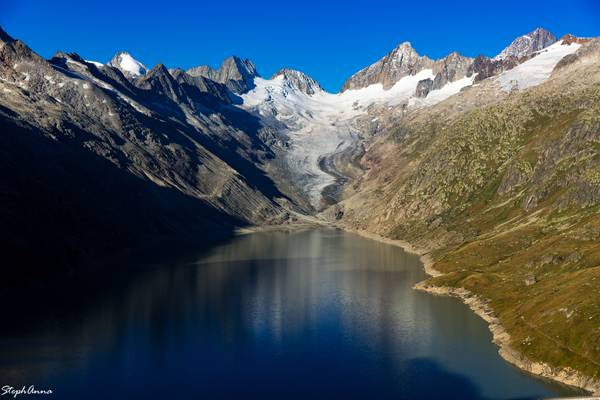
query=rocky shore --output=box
[345,228,600,396]
[414,282,600,396]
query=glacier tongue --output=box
[242,76,362,208]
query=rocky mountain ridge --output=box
[341,41,434,91]
[186,56,258,94]
[0,26,288,285]
[341,27,560,96]
[0,24,585,265]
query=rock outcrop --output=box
[430,52,473,89]
[415,78,434,97]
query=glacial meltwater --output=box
[0,229,579,399]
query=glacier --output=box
[240,70,474,208]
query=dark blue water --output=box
[0,229,577,399]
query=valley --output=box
[1,23,600,395]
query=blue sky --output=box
[1,0,599,92]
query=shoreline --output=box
[344,228,440,277]
[340,227,600,396]
[414,283,600,396]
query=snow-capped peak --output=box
[494,27,557,61]
[341,40,433,91]
[108,52,147,78]
[271,68,323,95]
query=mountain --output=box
[271,68,323,95]
[108,51,147,78]
[341,42,433,91]
[187,56,258,93]
[494,27,557,60]
[340,41,486,96]
[342,28,559,95]
[342,42,478,100]
[0,27,287,286]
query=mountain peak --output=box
[146,63,171,78]
[395,41,413,49]
[494,27,556,60]
[271,68,323,95]
[108,51,147,78]
[444,51,463,60]
[389,41,420,60]
[341,41,432,91]
[186,55,258,94]
[220,56,258,84]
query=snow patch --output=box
[409,74,476,107]
[85,60,104,68]
[336,69,433,108]
[496,41,581,91]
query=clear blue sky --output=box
[1,0,599,92]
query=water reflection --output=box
[0,229,576,399]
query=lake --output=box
[0,229,577,399]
